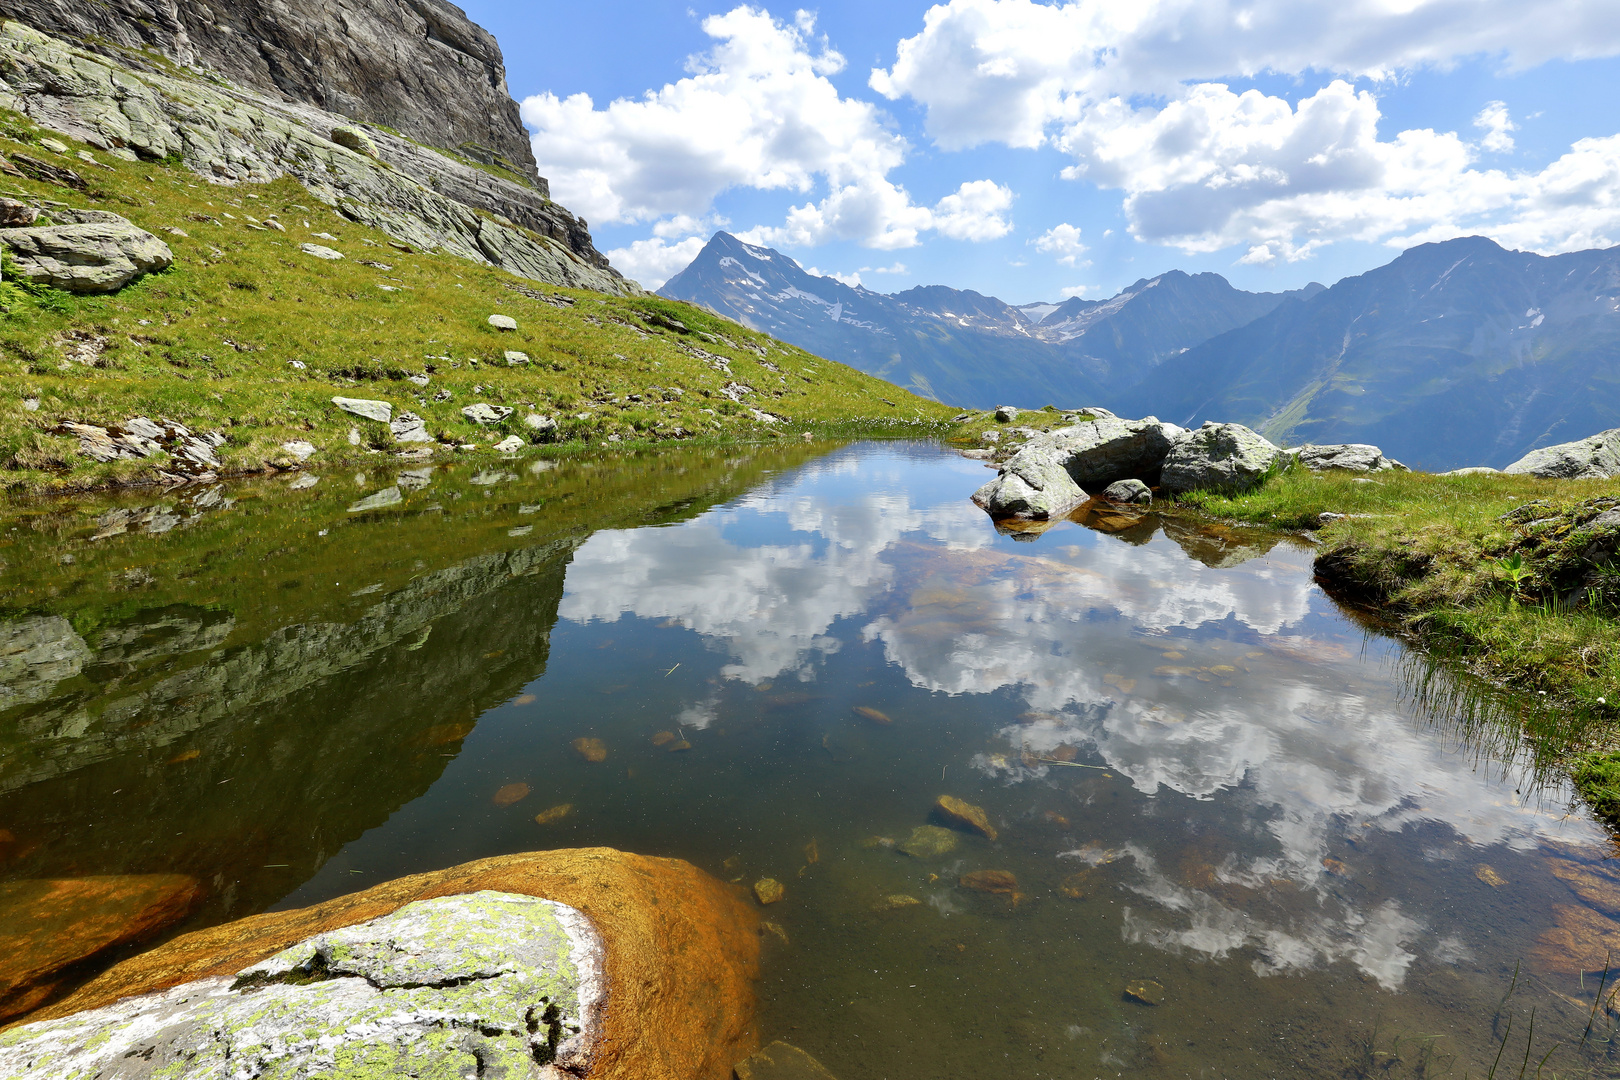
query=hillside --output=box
[0,26,956,492]
[1118,236,1620,471]
[659,231,1318,407]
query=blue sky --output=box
[461,1,1620,302]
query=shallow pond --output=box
[2,441,1619,1077]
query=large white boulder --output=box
[972,416,1183,518]
[0,213,171,293]
[1159,422,1284,494]
[1504,429,1620,479]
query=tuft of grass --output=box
[1571,751,1620,828]
[0,107,961,493]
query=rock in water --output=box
[1102,478,1152,504]
[332,396,392,423]
[960,870,1018,895]
[735,1041,841,1080]
[972,417,1183,519]
[1504,428,1620,479]
[1293,443,1406,472]
[491,782,530,807]
[0,218,172,293]
[753,879,785,905]
[571,737,608,763]
[1124,979,1165,1005]
[898,825,959,859]
[852,705,891,724]
[533,804,574,826]
[933,795,998,840]
[1158,422,1283,494]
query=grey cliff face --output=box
[0,0,539,179]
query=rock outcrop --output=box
[0,21,636,295]
[0,210,171,292]
[1504,429,1620,479]
[972,416,1183,518]
[1292,443,1406,473]
[1,0,538,178]
[1159,422,1284,494]
[4,849,761,1080]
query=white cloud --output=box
[871,0,1620,259]
[601,236,707,290]
[1474,100,1517,153]
[1032,222,1088,265]
[1059,284,1093,298]
[523,7,1014,252]
[859,262,907,274]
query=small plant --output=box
[1498,552,1535,600]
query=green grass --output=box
[0,108,959,492]
[1178,462,1620,826]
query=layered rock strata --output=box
[1,849,761,1080]
[0,21,635,294]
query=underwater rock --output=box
[897,825,958,859]
[1124,979,1165,1006]
[0,875,203,1023]
[959,870,1017,895]
[651,731,677,746]
[1530,903,1620,975]
[1545,857,1620,917]
[1057,870,1093,899]
[872,895,922,911]
[735,1041,840,1080]
[533,804,574,826]
[753,879,785,905]
[492,781,530,807]
[851,705,891,724]
[3,850,760,1080]
[933,795,998,841]
[571,737,608,763]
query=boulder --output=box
[1,850,759,1080]
[389,412,432,442]
[279,440,316,461]
[489,314,518,331]
[332,396,392,423]
[299,243,344,260]
[972,417,1182,519]
[505,350,531,366]
[1443,466,1500,476]
[0,217,172,293]
[0,199,36,227]
[1159,422,1283,494]
[330,126,380,159]
[1102,478,1152,504]
[994,405,1019,423]
[1294,443,1406,472]
[493,434,525,453]
[1504,429,1620,479]
[463,403,514,425]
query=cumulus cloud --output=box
[1032,222,1088,265]
[602,236,707,290]
[871,0,1620,259]
[523,7,1013,252]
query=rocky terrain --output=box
[660,232,1318,409]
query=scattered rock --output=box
[1102,478,1152,505]
[37,137,69,154]
[753,878,785,905]
[933,795,997,841]
[347,487,402,512]
[505,350,530,366]
[407,373,430,387]
[994,405,1019,423]
[1124,979,1165,1006]
[330,125,380,158]
[960,870,1017,895]
[1057,870,1094,899]
[651,731,677,746]
[735,1041,840,1080]
[571,737,608,763]
[1,215,173,293]
[533,804,574,825]
[488,314,518,331]
[872,895,922,912]
[0,198,37,227]
[0,875,201,1023]
[288,474,319,490]
[852,705,891,725]
[898,825,959,859]
[1293,443,1406,472]
[1442,466,1501,476]
[491,782,531,807]
[332,396,392,423]
[1474,864,1507,888]
[1505,429,1620,479]
[972,416,1183,519]
[493,434,525,453]
[462,403,514,424]
[56,417,223,474]
[1158,422,1283,494]
[279,440,317,461]
[299,242,344,260]
[396,468,433,491]
[389,412,432,442]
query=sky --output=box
[458,1,1620,302]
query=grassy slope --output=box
[0,109,958,492]
[1177,466,1620,824]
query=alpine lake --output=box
[2,440,1618,1079]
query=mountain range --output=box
[662,232,1620,471]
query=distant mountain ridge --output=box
[659,232,1319,409]
[1117,236,1620,470]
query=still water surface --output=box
[2,441,1619,1077]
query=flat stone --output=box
[389,411,432,442]
[0,219,172,293]
[491,782,530,807]
[571,737,607,762]
[735,1040,840,1080]
[279,440,317,461]
[462,403,514,424]
[1102,478,1152,504]
[493,434,525,453]
[897,825,959,859]
[332,396,392,423]
[960,870,1017,895]
[1505,429,1620,479]
[505,350,530,365]
[934,795,997,840]
[1443,466,1501,476]
[1124,979,1165,1005]
[1546,857,1620,916]
[299,242,344,260]
[1294,443,1406,472]
[1159,422,1283,494]
[488,314,518,330]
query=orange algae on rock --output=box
[13,849,760,1080]
[934,795,997,840]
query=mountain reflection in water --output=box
[1,442,1618,1077]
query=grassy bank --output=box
[1177,466,1620,825]
[0,108,958,492]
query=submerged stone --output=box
[898,825,958,859]
[852,705,891,724]
[753,878,785,905]
[736,1040,841,1080]
[960,870,1018,895]
[492,781,530,807]
[933,795,997,840]
[571,737,608,763]
[533,803,574,825]
[1124,979,1165,1006]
